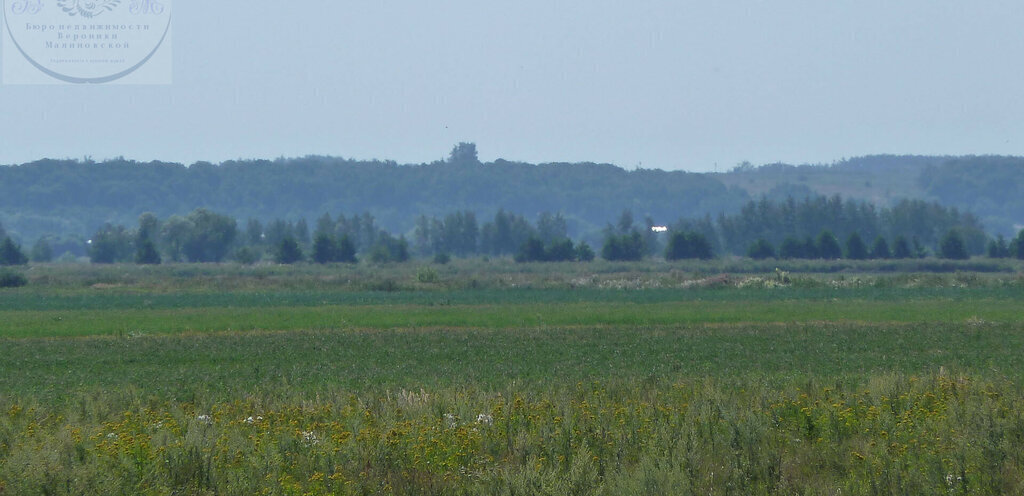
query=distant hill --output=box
[715,155,1023,236]
[0,151,747,242]
[714,155,941,206]
[1,150,1021,243]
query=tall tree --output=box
[160,216,192,262]
[274,236,303,264]
[135,213,162,265]
[181,208,238,263]
[602,231,644,261]
[869,236,891,259]
[892,235,912,259]
[667,231,715,260]
[311,232,337,264]
[1012,230,1024,259]
[747,238,776,260]
[0,237,28,266]
[816,231,842,260]
[245,218,264,246]
[536,212,568,245]
[845,232,868,260]
[939,230,969,260]
[89,224,133,264]
[779,237,804,259]
[30,238,53,263]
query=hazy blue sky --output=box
[3,0,1024,171]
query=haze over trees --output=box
[0,146,744,245]
[1,148,1022,263]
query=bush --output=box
[845,232,868,260]
[746,239,775,260]
[892,235,912,259]
[515,237,547,263]
[274,237,303,264]
[667,231,715,260]
[368,245,392,264]
[433,252,451,265]
[545,238,577,262]
[233,247,259,265]
[416,266,439,283]
[602,232,645,261]
[870,236,892,259]
[940,230,969,260]
[779,237,804,259]
[816,231,842,260]
[0,237,29,266]
[30,238,53,263]
[135,239,162,265]
[576,242,595,262]
[987,236,1010,258]
[0,269,27,288]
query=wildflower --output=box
[197,414,213,425]
[302,431,319,445]
[444,413,458,428]
[244,416,263,424]
[476,414,493,425]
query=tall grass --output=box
[2,374,1022,495]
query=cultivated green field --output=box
[1,261,1023,494]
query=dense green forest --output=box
[4,194,1015,267]
[1,146,1022,250]
[716,154,1024,236]
[0,144,744,244]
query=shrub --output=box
[545,238,577,262]
[746,239,776,260]
[940,230,969,260]
[892,235,912,259]
[233,247,259,265]
[0,269,27,288]
[576,242,595,262]
[870,236,892,259]
[816,231,842,260]
[274,237,303,264]
[602,232,645,261]
[515,237,547,263]
[845,232,868,260]
[0,237,29,266]
[667,231,715,260]
[416,266,440,283]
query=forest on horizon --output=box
[1,144,1022,250]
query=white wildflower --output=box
[444,413,458,428]
[197,414,212,425]
[476,414,493,426]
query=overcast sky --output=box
[2,0,1024,172]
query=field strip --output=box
[0,298,1021,338]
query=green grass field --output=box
[1,262,1023,494]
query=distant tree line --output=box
[2,191,1022,266]
[716,196,989,256]
[0,145,745,245]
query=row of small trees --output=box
[746,229,1024,261]
[3,212,1024,266]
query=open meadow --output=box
[2,260,1024,494]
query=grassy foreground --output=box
[1,263,1024,494]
